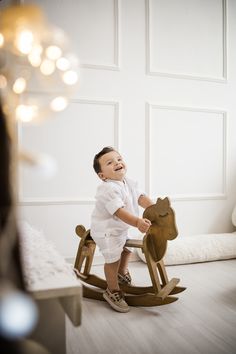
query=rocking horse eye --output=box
[159,213,168,218]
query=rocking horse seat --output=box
[73,197,186,307]
[125,239,143,248]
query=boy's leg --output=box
[104,260,120,291]
[118,248,132,275]
[103,259,130,313]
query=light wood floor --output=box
[66,259,236,354]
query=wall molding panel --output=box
[146,0,228,82]
[145,103,227,201]
[19,98,120,206]
[71,98,120,149]
[22,0,120,71]
[80,0,121,71]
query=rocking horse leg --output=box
[157,260,186,295]
[157,259,169,285]
[83,243,96,275]
[74,245,86,273]
[74,242,96,276]
[144,249,162,295]
[144,248,180,301]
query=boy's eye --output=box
[107,161,112,165]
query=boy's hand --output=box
[136,218,151,233]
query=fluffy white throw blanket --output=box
[19,221,76,289]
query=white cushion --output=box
[232,205,236,227]
[137,233,236,265]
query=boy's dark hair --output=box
[93,146,115,174]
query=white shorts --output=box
[92,231,132,264]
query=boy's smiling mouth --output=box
[114,166,123,171]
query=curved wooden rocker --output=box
[74,197,186,307]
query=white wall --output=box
[18,0,236,260]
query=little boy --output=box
[91,147,153,312]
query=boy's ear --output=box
[98,172,105,180]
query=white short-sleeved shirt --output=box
[90,177,143,239]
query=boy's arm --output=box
[114,207,151,233]
[138,194,154,209]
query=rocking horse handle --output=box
[75,224,87,238]
[75,224,93,243]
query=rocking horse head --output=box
[143,197,178,262]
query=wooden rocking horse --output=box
[74,197,186,306]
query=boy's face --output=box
[98,150,127,181]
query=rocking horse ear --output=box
[163,197,170,208]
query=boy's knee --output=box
[123,247,132,254]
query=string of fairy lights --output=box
[0,4,80,123]
[0,3,80,341]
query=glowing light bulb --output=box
[46,45,62,60]
[40,59,55,75]
[28,44,42,67]
[62,70,78,85]
[50,96,68,112]
[0,75,7,89]
[13,77,26,94]
[56,57,70,71]
[0,290,38,339]
[16,104,38,122]
[0,33,4,47]
[0,4,80,122]
[15,30,34,54]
